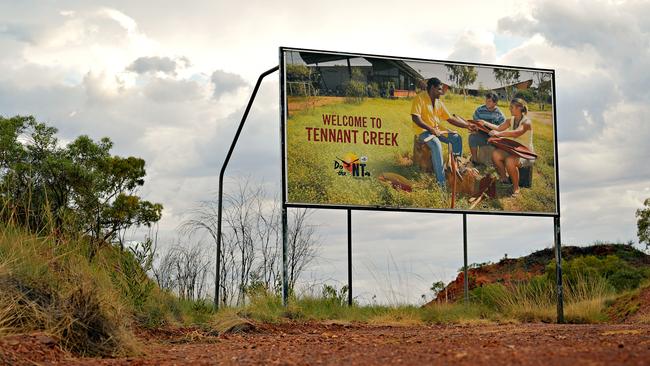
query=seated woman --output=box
[475,98,534,196]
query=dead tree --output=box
[254,194,281,293]
[152,240,211,301]
[221,179,261,305]
[287,208,320,293]
[179,177,320,306]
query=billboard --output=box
[280,48,558,216]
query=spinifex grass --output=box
[470,274,617,323]
[0,223,220,356]
[234,270,624,326]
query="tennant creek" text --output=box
[303,113,399,146]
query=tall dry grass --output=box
[0,218,227,356]
[0,223,139,356]
[225,265,627,326]
[470,274,616,323]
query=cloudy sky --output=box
[2,0,649,304]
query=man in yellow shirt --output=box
[411,77,474,187]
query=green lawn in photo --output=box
[285,94,557,213]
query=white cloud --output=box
[448,30,497,64]
[18,7,157,82]
[142,77,206,103]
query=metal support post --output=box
[463,213,469,304]
[215,65,278,310]
[282,206,289,306]
[554,216,564,323]
[347,209,353,306]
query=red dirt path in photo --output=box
[287,96,345,115]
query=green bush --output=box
[321,284,349,306]
[344,80,366,104]
[367,82,380,97]
[469,283,509,310]
[109,242,155,312]
[514,89,535,102]
[608,268,645,291]
[546,255,646,292]
[286,64,310,81]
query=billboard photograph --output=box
[282,48,558,215]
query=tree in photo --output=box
[286,64,313,97]
[446,64,477,101]
[534,72,552,110]
[493,68,521,102]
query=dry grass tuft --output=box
[210,311,256,335]
[0,225,139,357]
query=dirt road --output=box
[2,322,649,365]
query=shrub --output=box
[367,82,380,97]
[286,64,310,81]
[321,284,349,306]
[110,242,155,312]
[344,80,366,104]
[514,89,535,102]
[608,268,645,291]
[546,255,646,292]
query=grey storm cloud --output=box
[493,0,650,252]
[211,70,247,99]
[127,56,190,75]
[498,0,650,102]
[554,70,616,141]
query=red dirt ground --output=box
[2,322,649,365]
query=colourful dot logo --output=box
[334,153,371,177]
[339,152,359,173]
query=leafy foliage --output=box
[430,281,445,295]
[637,198,650,250]
[446,65,478,100]
[286,64,310,81]
[344,80,367,104]
[321,284,349,306]
[493,68,521,102]
[0,115,162,247]
[534,72,553,110]
[111,239,156,311]
[514,89,536,102]
[546,255,646,292]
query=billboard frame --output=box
[279,46,563,322]
[279,46,560,217]
[214,47,564,324]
